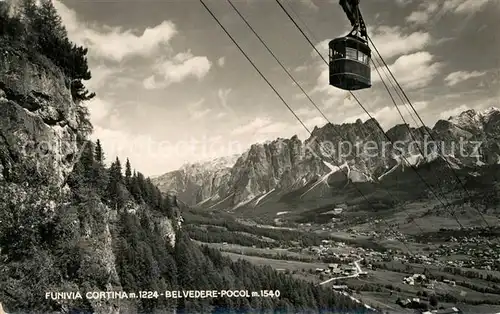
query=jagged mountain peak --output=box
[180,154,240,172]
[445,106,500,134]
[309,119,367,142]
[448,106,500,122]
[386,123,412,137]
[255,136,300,146]
[482,106,500,116]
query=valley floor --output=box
[186,182,500,313]
[196,214,500,314]
[206,245,500,314]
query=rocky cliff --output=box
[0,45,80,186]
[0,5,180,313]
[154,107,500,209]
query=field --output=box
[221,251,326,273]
[197,241,317,260]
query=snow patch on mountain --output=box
[255,188,275,205]
[180,154,240,173]
[447,106,500,134]
[301,161,349,198]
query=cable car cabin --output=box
[329,35,371,91]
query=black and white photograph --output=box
[0,0,499,313]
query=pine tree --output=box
[107,157,124,209]
[20,0,38,22]
[129,172,143,203]
[94,139,104,164]
[80,141,95,175]
[67,141,94,189]
[75,103,93,141]
[114,157,122,181]
[125,158,132,186]
[38,0,67,39]
[89,140,107,193]
[71,78,95,102]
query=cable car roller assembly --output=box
[330,0,371,91]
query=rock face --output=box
[153,155,239,206]
[0,47,79,186]
[154,107,500,209]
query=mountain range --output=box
[152,107,500,212]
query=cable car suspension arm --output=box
[339,0,367,38]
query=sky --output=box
[51,0,500,176]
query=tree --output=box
[429,295,438,307]
[113,157,122,180]
[129,172,143,202]
[125,158,132,186]
[20,0,38,23]
[38,0,67,38]
[71,79,95,102]
[75,103,93,141]
[107,157,124,209]
[0,1,24,40]
[94,139,104,164]
[67,141,94,189]
[79,141,95,176]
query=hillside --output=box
[0,1,373,313]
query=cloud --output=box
[405,0,494,24]
[372,52,442,89]
[443,0,491,14]
[395,0,413,6]
[230,117,272,135]
[217,88,232,110]
[369,26,431,59]
[311,39,331,61]
[303,116,328,130]
[215,112,228,119]
[187,98,211,120]
[54,0,212,90]
[294,65,309,72]
[229,117,294,136]
[406,3,439,24]
[439,104,470,120]
[217,57,226,67]
[299,0,319,10]
[343,101,429,130]
[258,121,290,134]
[87,97,114,125]
[215,88,236,118]
[143,51,211,89]
[444,70,487,86]
[406,11,430,25]
[85,65,119,91]
[54,0,177,62]
[295,106,318,117]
